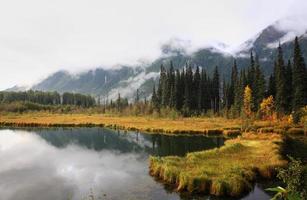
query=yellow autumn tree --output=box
[243,85,253,118]
[260,95,274,120]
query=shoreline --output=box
[0,113,244,136]
[149,133,287,197]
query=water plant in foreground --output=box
[149,133,287,197]
[266,156,307,200]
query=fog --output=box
[0,0,306,90]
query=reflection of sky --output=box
[0,129,271,200]
[0,130,178,200]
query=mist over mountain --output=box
[9,17,307,101]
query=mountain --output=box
[17,18,307,101]
[5,85,29,92]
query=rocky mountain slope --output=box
[11,18,307,101]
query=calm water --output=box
[0,128,271,200]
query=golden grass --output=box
[149,133,287,197]
[0,112,302,136]
[0,112,244,135]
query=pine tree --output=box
[247,51,256,91]
[168,62,176,108]
[193,66,201,110]
[174,69,182,110]
[234,70,244,116]
[116,93,121,112]
[201,68,210,111]
[183,63,193,113]
[151,85,158,110]
[228,60,238,108]
[285,60,293,113]
[254,56,265,110]
[212,66,220,113]
[157,64,166,106]
[275,44,287,114]
[135,89,140,103]
[292,37,307,111]
[267,74,276,98]
[222,78,229,110]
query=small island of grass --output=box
[149,133,287,197]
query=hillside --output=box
[13,19,307,101]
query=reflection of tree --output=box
[35,128,145,154]
[33,128,225,157]
[146,134,225,157]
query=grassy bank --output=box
[0,112,305,136]
[149,133,287,197]
[0,112,245,135]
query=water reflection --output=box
[33,128,225,156]
[0,128,271,200]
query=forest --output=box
[0,37,306,122]
[0,90,95,108]
[150,37,307,119]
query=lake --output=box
[0,128,271,200]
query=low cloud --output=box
[0,0,306,89]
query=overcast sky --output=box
[0,0,306,90]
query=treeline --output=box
[151,61,220,115]
[0,91,96,107]
[151,37,307,117]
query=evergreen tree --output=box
[212,66,220,113]
[151,85,159,110]
[193,66,201,110]
[174,69,182,110]
[267,74,276,98]
[254,56,265,110]
[292,37,307,111]
[285,60,293,113]
[183,64,193,113]
[201,68,210,112]
[168,62,176,108]
[233,70,244,116]
[275,44,287,114]
[247,51,256,91]
[157,64,166,106]
[228,60,238,109]
[135,89,140,103]
[116,93,121,112]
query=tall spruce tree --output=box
[151,85,159,110]
[212,66,220,113]
[275,44,287,114]
[266,74,276,98]
[254,56,265,110]
[193,66,201,110]
[234,70,244,116]
[292,37,307,111]
[201,68,210,111]
[285,60,293,113]
[183,64,193,113]
[228,60,238,109]
[168,62,176,108]
[157,64,166,106]
[174,69,182,110]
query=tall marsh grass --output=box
[149,133,287,197]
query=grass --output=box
[0,112,304,136]
[149,133,287,197]
[0,112,244,135]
